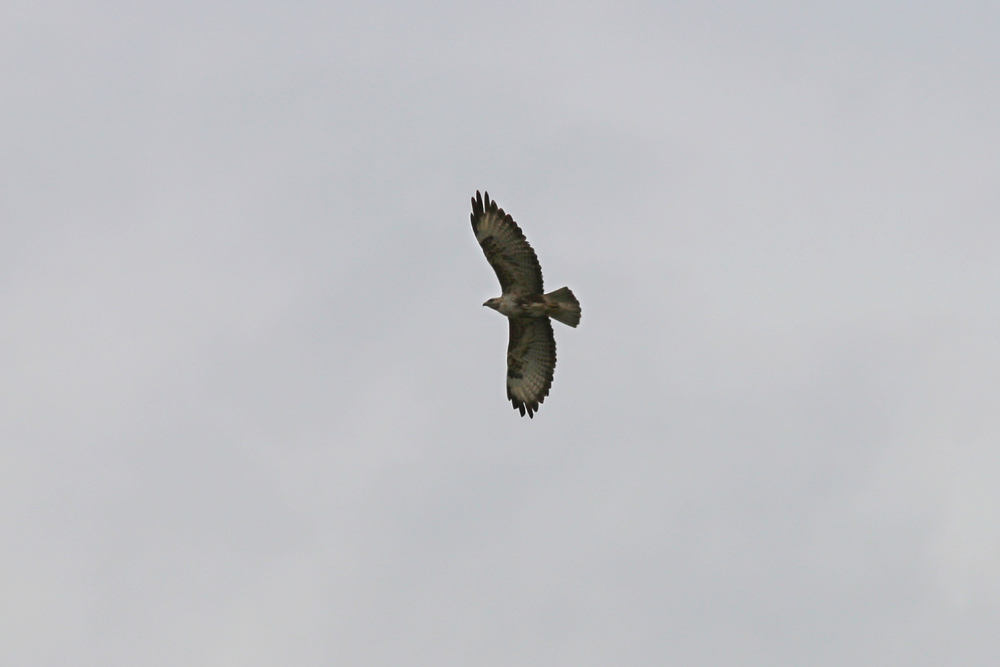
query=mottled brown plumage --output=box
[471,191,580,417]
[471,191,544,295]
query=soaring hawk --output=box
[471,191,581,417]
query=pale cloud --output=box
[2,2,998,665]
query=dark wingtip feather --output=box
[484,191,500,215]
[512,397,542,418]
[471,191,483,216]
[511,398,539,418]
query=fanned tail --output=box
[544,286,581,327]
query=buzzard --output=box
[471,191,581,417]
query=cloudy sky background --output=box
[3,1,999,664]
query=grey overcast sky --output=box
[2,1,999,665]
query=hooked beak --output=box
[482,301,489,307]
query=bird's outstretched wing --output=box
[471,191,543,295]
[506,317,555,418]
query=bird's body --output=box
[485,293,546,318]
[471,191,580,417]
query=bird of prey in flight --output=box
[471,191,581,417]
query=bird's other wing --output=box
[471,191,544,295]
[506,317,556,418]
